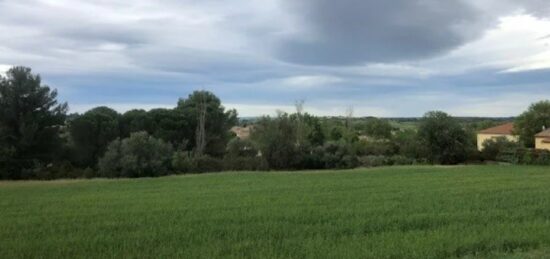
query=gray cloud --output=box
[276,0,494,65]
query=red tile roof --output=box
[478,122,515,135]
[535,128,550,138]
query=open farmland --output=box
[2,166,550,258]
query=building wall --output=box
[477,134,519,151]
[535,137,550,151]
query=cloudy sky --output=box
[1,0,550,117]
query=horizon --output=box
[1,1,550,117]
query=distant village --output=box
[477,123,550,151]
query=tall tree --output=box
[0,67,67,179]
[120,109,151,138]
[177,91,237,157]
[251,112,299,169]
[515,100,550,147]
[417,111,468,164]
[68,106,120,168]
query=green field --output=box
[2,166,550,258]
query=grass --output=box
[2,166,550,258]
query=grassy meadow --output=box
[2,166,550,258]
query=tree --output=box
[146,108,188,149]
[251,112,299,169]
[177,91,237,157]
[515,100,550,147]
[417,111,468,164]
[120,109,151,138]
[68,107,120,168]
[363,118,394,139]
[0,67,67,179]
[98,132,173,178]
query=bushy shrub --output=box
[390,155,415,165]
[481,137,521,161]
[357,140,396,156]
[359,155,389,167]
[223,156,267,171]
[20,161,96,180]
[359,155,415,167]
[98,132,173,178]
[318,141,359,169]
[392,129,429,160]
[172,151,194,174]
[222,138,266,171]
[192,155,224,173]
[172,152,225,173]
[226,138,258,158]
[496,148,550,165]
[535,151,550,165]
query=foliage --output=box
[68,106,120,168]
[251,113,299,169]
[177,91,238,157]
[357,140,396,156]
[119,109,150,138]
[498,148,550,165]
[318,141,359,169]
[0,67,67,179]
[171,151,195,174]
[515,100,550,147]
[98,132,173,178]
[481,137,521,161]
[359,155,415,167]
[190,155,224,173]
[226,138,258,158]
[392,129,429,159]
[417,111,468,164]
[357,117,394,139]
[171,151,226,173]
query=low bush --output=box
[172,152,225,174]
[223,156,267,171]
[171,151,195,174]
[359,155,416,167]
[497,148,550,165]
[192,155,224,173]
[390,155,415,165]
[98,132,173,178]
[359,155,389,167]
[481,137,522,161]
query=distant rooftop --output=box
[535,128,550,138]
[478,122,515,135]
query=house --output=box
[477,122,519,151]
[230,126,254,140]
[535,128,550,151]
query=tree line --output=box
[1,66,549,180]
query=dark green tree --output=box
[120,109,151,138]
[68,107,120,167]
[177,91,237,157]
[146,108,188,149]
[417,111,468,164]
[515,100,550,147]
[0,66,67,179]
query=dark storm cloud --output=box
[276,0,494,65]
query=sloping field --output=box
[1,166,550,258]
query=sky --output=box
[1,0,550,117]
